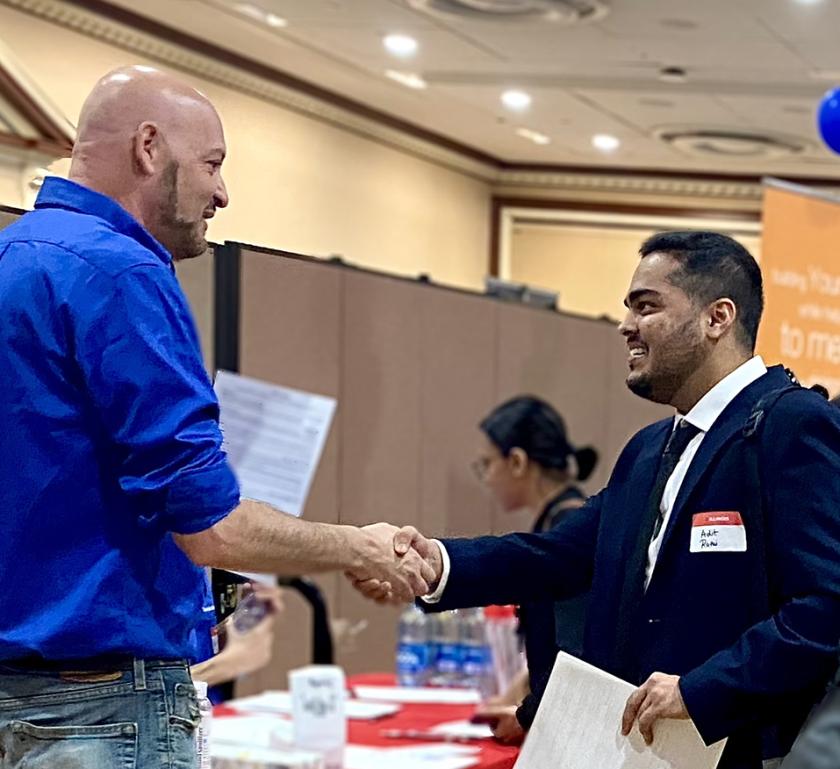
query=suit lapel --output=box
[655,366,790,560]
[616,421,672,559]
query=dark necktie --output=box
[612,418,701,680]
[650,420,702,540]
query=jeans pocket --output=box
[167,682,200,769]
[2,719,137,769]
[169,682,200,732]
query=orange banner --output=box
[756,181,840,397]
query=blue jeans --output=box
[0,658,198,768]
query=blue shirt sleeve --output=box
[70,260,240,534]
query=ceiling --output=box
[80,0,840,177]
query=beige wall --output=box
[0,157,22,206]
[509,221,762,321]
[0,4,490,291]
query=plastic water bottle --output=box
[193,679,213,769]
[396,605,431,686]
[484,605,523,695]
[460,608,495,697]
[430,610,463,686]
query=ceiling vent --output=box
[405,0,610,24]
[654,126,810,160]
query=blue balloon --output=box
[818,87,840,154]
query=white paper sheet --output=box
[344,744,479,769]
[210,741,324,769]
[211,715,294,748]
[353,685,481,705]
[515,653,727,769]
[214,370,336,517]
[429,720,495,740]
[230,690,400,720]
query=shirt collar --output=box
[680,355,767,433]
[34,176,173,266]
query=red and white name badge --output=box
[690,511,747,553]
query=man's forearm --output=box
[176,499,366,575]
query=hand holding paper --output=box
[514,653,726,769]
[621,672,690,745]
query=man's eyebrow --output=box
[624,289,662,308]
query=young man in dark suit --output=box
[352,231,840,769]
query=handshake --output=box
[344,523,443,604]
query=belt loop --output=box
[133,658,147,692]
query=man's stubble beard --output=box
[158,162,207,261]
[626,317,706,406]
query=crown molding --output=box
[495,168,767,201]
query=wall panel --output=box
[236,249,343,692]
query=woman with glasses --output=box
[470,395,598,744]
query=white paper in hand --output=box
[515,653,726,769]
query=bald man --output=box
[0,66,431,767]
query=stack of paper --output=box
[515,653,727,769]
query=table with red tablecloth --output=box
[215,673,519,769]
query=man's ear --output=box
[706,298,737,341]
[132,121,161,176]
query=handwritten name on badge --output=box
[690,511,747,553]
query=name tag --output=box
[690,511,746,553]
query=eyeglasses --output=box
[470,456,494,482]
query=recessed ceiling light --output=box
[501,89,532,111]
[234,3,287,27]
[516,128,550,145]
[592,133,621,152]
[385,70,427,90]
[383,33,419,58]
[793,0,824,5]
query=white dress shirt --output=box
[425,356,768,603]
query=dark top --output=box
[516,487,589,726]
[520,487,589,680]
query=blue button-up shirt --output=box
[0,177,240,661]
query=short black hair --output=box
[640,231,764,351]
[480,395,598,481]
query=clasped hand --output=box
[346,524,441,604]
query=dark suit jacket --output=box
[426,366,840,769]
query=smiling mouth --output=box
[627,346,648,367]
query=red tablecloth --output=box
[215,673,519,769]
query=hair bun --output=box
[573,446,598,481]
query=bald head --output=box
[70,66,228,260]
